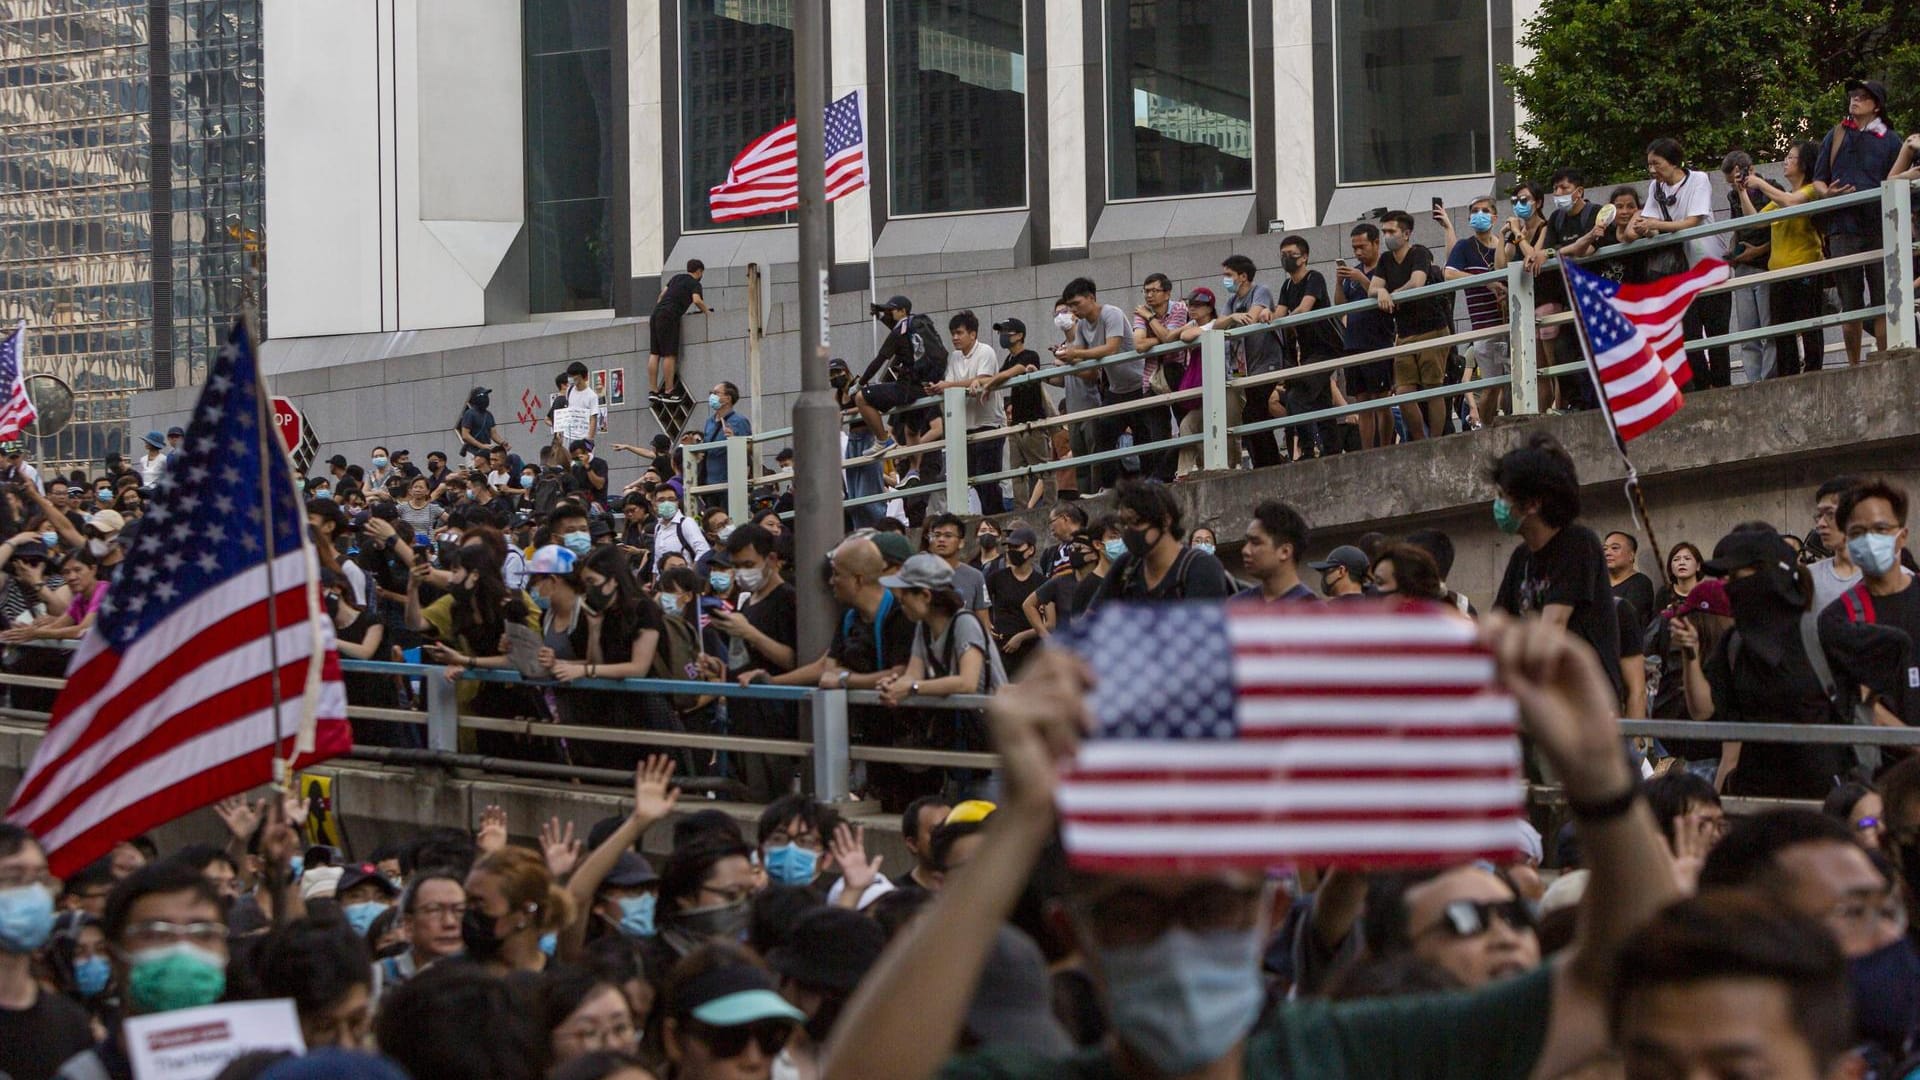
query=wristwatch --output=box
[837,670,851,690]
[910,681,921,696]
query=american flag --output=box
[1053,602,1524,873]
[6,320,349,876]
[708,90,867,222]
[0,322,36,441]
[1566,257,1730,441]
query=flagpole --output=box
[1559,250,1673,594]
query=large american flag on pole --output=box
[1053,602,1523,873]
[6,320,349,876]
[1566,257,1730,441]
[708,90,868,222]
[0,322,37,442]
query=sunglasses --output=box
[687,1019,792,1058]
[1425,898,1535,940]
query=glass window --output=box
[886,0,1026,216]
[1333,0,1491,184]
[1104,0,1252,201]
[680,0,794,232]
[525,0,613,311]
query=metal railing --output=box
[682,179,1917,518]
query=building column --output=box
[628,0,666,293]
[1044,0,1087,254]
[1271,0,1316,229]
[829,0,871,280]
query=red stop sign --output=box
[271,396,302,452]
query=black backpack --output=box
[902,314,948,387]
[529,472,566,518]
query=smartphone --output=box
[1432,196,1446,211]
[1334,258,1347,270]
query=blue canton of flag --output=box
[1564,257,1726,441]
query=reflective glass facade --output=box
[526,0,614,311]
[680,0,794,232]
[1333,0,1491,184]
[886,0,1026,216]
[1104,0,1252,200]
[0,0,263,465]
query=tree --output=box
[1501,0,1909,185]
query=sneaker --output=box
[672,385,694,404]
[870,437,897,455]
[648,390,666,404]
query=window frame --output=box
[1329,0,1496,187]
[1099,0,1258,205]
[674,0,798,236]
[880,0,1032,220]
[523,0,616,313]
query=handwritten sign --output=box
[554,406,594,442]
[126,999,306,1080]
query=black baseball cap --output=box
[1309,545,1371,576]
[326,454,348,468]
[991,317,1027,336]
[1702,526,1796,578]
[166,425,185,438]
[336,862,400,900]
[869,295,912,314]
[1846,78,1889,113]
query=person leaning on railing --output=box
[1737,141,1829,378]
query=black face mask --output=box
[1121,526,1154,559]
[473,393,490,410]
[449,577,475,600]
[323,594,340,618]
[1006,548,1032,568]
[1281,254,1302,274]
[1850,935,1920,1056]
[997,332,1013,350]
[583,585,615,614]
[1066,547,1090,571]
[1725,570,1798,624]
[978,535,999,552]
[461,905,506,959]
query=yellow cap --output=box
[943,799,997,826]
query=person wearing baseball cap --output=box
[876,553,1007,710]
[765,907,887,1070]
[1683,523,1907,798]
[1817,77,1903,364]
[661,952,806,1079]
[335,863,402,937]
[981,318,1052,507]
[1309,544,1370,600]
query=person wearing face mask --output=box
[752,795,843,894]
[545,756,679,968]
[710,526,800,801]
[1489,434,1625,706]
[0,825,95,1080]
[48,912,114,1025]
[457,385,505,457]
[984,527,1045,676]
[825,615,1682,1080]
[567,439,609,512]
[655,842,758,960]
[1026,519,1117,636]
[366,446,397,491]
[1684,524,1907,798]
[1368,210,1451,442]
[698,381,752,491]
[651,483,710,575]
[1818,479,1920,727]
[331,862,402,942]
[407,543,541,739]
[462,846,574,975]
[1440,196,1513,421]
[320,568,410,747]
[1214,256,1288,469]
[976,318,1052,508]
[1087,479,1232,606]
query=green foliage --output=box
[1503,0,1913,185]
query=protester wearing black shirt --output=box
[1090,480,1234,606]
[985,320,1051,509]
[1490,436,1625,702]
[1274,234,1343,459]
[1605,530,1658,632]
[984,527,1046,676]
[649,260,710,403]
[714,526,801,800]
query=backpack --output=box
[1727,608,1878,772]
[649,610,706,713]
[902,313,949,387]
[529,472,565,518]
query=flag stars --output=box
[197,552,220,574]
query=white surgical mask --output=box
[734,566,765,591]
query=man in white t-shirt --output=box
[563,360,601,413]
[1632,137,1732,387]
[928,310,1005,515]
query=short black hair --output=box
[1816,474,1863,503]
[1380,210,1416,233]
[687,258,705,274]
[657,840,755,914]
[948,310,979,335]
[1362,866,1519,959]
[566,361,590,378]
[901,795,951,842]
[1112,478,1184,539]
[1549,167,1586,188]
[377,960,541,1080]
[716,381,740,403]
[167,844,239,878]
[1221,254,1257,281]
[924,512,966,538]
[1645,137,1684,165]
[0,823,35,862]
[1402,527,1456,579]
[1060,276,1098,301]
[1143,272,1172,293]
[1698,809,1859,895]
[725,523,775,558]
[1249,500,1309,561]
[103,861,223,943]
[1608,185,1641,207]
[1641,770,1720,844]
[1838,477,1908,530]
[253,916,373,1019]
[1350,222,1380,242]
[1605,530,1640,552]
[1609,893,1852,1072]
[1487,434,1581,528]
[755,794,844,847]
[1279,234,1310,256]
[400,826,479,880]
[1823,781,1878,824]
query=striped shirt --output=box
[1445,237,1505,330]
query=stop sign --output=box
[271,396,302,452]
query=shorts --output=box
[858,380,921,413]
[1344,356,1394,395]
[648,310,683,356]
[1472,337,1511,377]
[1825,232,1886,313]
[1392,327,1450,390]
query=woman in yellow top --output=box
[1737,141,1825,376]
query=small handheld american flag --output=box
[1053,601,1524,874]
[0,321,37,442]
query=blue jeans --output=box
[844,428,885,529]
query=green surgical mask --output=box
[1493,496,1525,535]
[126,943,227,1013]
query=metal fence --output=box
[683,179,1918,520]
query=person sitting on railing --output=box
[1337,224,1399,450]
[1814,79,1905,366]
[1740,141,1829,377]
[1438,196,1512,424]
[849,296,945,462]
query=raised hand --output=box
[1479,612,1630,804]
[830,823,884,900]
[633,754,680,824]
[1670,810,1718,895]
[279,787,309,829]
[476,804,509,853]
[540,816,581,879]
[214,796,264,842]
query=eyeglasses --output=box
[123,920,226,949]
[686,1020,793,1058]
[697,884,753,906]
[555,1017,636,1050]
[1856,816,1884,832]
[1076,881,1263,948]
[1419,899,1535,940]
[0,866,53,889]
[1814,506,1839,522]
[410,903,468,922]
[761,830,824,853]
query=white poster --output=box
[555,406,594,442]
[126,999,306,1080]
